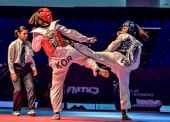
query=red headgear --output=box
[38,8,53,23]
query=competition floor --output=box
[0,108,170,122]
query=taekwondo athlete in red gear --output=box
[29,8,109,120]
[73,20,149,120]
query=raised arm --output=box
[105,33,129,52]
[55,24,96,43]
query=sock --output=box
[55,112,60,114]
[122,109,126,115]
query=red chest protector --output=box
[41,37,55,57]
[41,31,66,57]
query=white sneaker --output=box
[13,111,20,116]
[27,110,36,116]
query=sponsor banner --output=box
[64,66,170,108]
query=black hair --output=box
[14,26,28,37]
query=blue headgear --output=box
[122,20,137,36]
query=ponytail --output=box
[136,24,149,41]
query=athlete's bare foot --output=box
[95,68,109,78]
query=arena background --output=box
[0,0,170,111]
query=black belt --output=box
[14,63,31,67]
